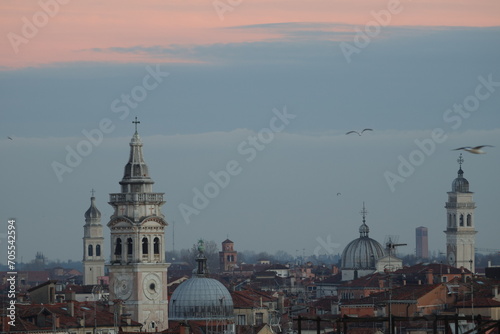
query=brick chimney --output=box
[426,269,434,285]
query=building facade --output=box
[444,154,477,273]
[106,122,169,331]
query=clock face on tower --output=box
[113,274,133,300]
[143,273,162,300]
[448,252,456,265]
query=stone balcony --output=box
[109,193,165,204]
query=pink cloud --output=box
[1,0,498,68]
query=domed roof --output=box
[169,239,234,321]
[169,276,234,321]
[452,168,470,193]
[341,203,385,270]
[84,196,101,220]
[341,236,385,270]
[452,154,470,193]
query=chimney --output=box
[426,269,434,285]
[65,291,76,302]
[67,301,74,317]
[52,314,60,328]
[378,279,385,288]
[493,286,498,299]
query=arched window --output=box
[142,237,149,254]
[96,244,101,256]
[153,237,160,254]
[453,214,456,227]
[115,238,122,255]
[448,214,452,227]
[88,245,93,256]
[467,214,472,226]
[459,214,464,226]
[127,238,133,255]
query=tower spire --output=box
[359,202,370,238]
[360,201,368,224]
[133,116,140,134]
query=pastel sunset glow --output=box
[1,0,499,68]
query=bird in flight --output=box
[7,136,13,140]
[346,128,373,136]
[453,145,494,154]
[336,192,341,196]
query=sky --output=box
[1,0,500,264]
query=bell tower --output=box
[106,118,169,331]
[444,154,477,273]
[83,191,105,285]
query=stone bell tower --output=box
[106,118,169,331]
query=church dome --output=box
[84,196,101,220]
[341,236,385,270]
[169,240,234,321]
[169,276,234,321]
[452,168,469,192]
[341,204,385,270]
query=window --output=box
[127,238,133,255]
[459,214,464,226]
[154,237,160,254]
[255,313,264,326]
[467,214,472,226]
[115,238,122,255]
[96,244,101,256]
[237,315,246,325]
[88,245,93,256]
[142,237,149,254]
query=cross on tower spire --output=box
[91,188,95,197]
[360,201,368,223]
[457,153,464,168]
[133,116,140,133]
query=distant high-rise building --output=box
[415,226,428,259]
[444,154,477,273]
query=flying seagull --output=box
[7,136,12,140]
[453,145,494,154]
[336,192,341,196]
[346,128,373,136]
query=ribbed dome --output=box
[169,276,234,321]
[84,197,101,220]
[452,168,470,192]
[341,203,384,270]
[341,237,385,270]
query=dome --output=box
[84,196,101,220]
[452,168,469,192]
[169,275,234,321]
[341,237,385,270]
[341,203,385,270]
